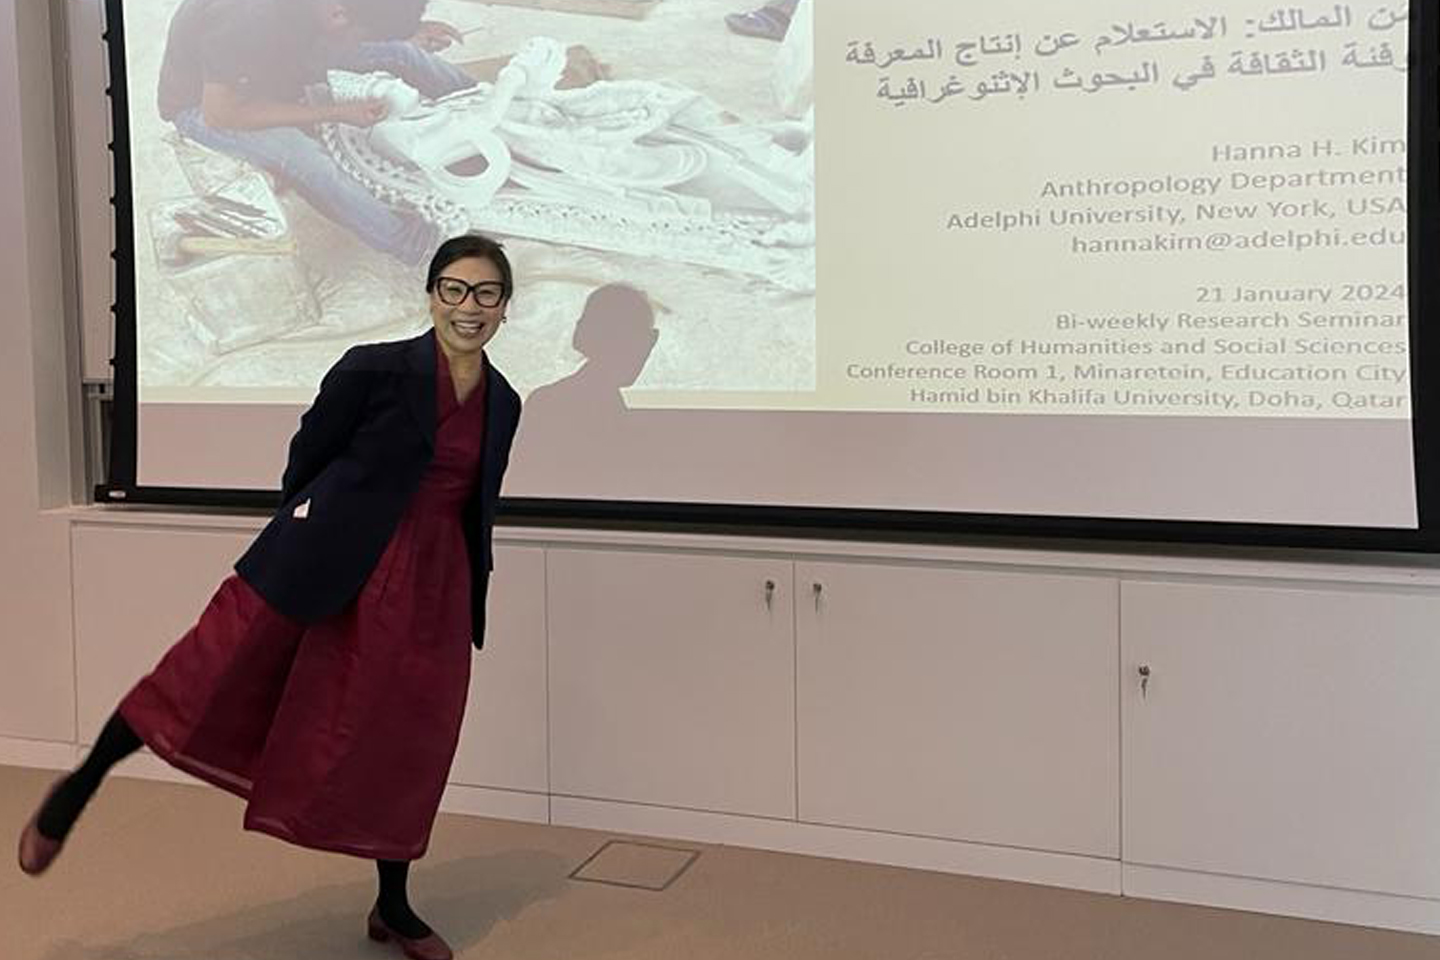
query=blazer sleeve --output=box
[280,347,370,504]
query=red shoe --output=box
[17,778,67,876]
[366,904,453,960]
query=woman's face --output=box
[429,256,508,360]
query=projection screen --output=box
[101,0,1440,546]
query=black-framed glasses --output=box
[434,276,507,308]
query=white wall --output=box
[0,0,81,745]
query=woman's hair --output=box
[426,233,514,299]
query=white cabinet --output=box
[72,524,254,742]
[547,548,795,818]
[449,545,549,794]
[1123,581,1440,900]
[796,561,1119,857]
[55,519,1440,934]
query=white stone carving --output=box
[322,38,815,290]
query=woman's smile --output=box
[450,316,487,339]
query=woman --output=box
[17,233,523,960]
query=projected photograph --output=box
[124,0,815,400]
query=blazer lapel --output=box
[481,361,508,498]
[403,329,437,451]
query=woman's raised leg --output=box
[18,710,142,874]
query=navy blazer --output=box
[234,330,522,649]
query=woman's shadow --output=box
[34,848,570,960]
[511,284,664,488]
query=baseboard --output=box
[440,783,550,825]
[550,795,1123,895]
[1124,864,1440,936]
[0,735,78,770]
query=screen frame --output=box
[97,0,1440,553]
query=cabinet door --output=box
[73,524,253,742]
[797,561,1119,857]
[548,549,795,818]
[450,546,548,793]
[1123,581,1440,899]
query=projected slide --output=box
[117,0,1419,528]
[821,1,1410,420]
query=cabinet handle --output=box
[812,581,823,611]
[1138,664,1151,699]
[764,579,776,610]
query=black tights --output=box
[376,859,432,939]
[36,711,142,841]
[37,711,431,940]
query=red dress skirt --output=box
[118,347,486,861]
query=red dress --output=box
[118,345,487,861]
